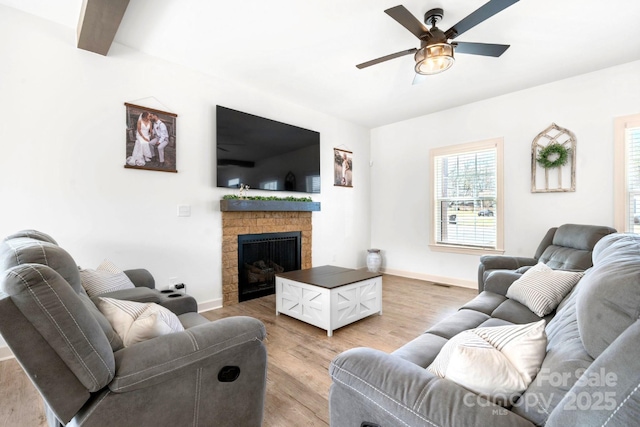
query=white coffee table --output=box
[275,265,383,336]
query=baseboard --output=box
[382,268,476,289]
[0,345,14,361]
[198,298,222,313]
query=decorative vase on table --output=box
[366,249,382,273]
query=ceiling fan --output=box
[356,0,520,82]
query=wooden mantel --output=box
[220,199,321,212]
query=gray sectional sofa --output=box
[329,227,640,426]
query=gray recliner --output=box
[477,223,616,292]
[0,230,267,427]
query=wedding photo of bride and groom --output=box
[125,104,177,172]
[334,148,353,187]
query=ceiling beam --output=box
[76,0,130,56]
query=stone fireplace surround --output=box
[221,211,312,306]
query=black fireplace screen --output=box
[237,231,301,302]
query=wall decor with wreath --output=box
[531,123,576,193]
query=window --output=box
[306,175,321,193]
[260,180,278,190]
[429,138,504,254]
[614,114,640,233]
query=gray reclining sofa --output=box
[329,225,640,426]
[0,230,267,427]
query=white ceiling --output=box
[3,0,640,128]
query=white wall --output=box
[0,7,372,353]
[370,60,640,287]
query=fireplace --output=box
[221,211,313,306]
[238,231,301,302]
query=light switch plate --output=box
[177,205,191,217]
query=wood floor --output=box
[0,274,476,427]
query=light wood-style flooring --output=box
[0,274,476,427]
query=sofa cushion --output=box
[460,291,509,316]
[0,236,86,295]
[96,297,184,347]
[80,259,136,297]
[1,264,115,392]
[426,309,490,340]
[427,320,547,404]
[3,229,58,245]
[511,285,593,425]
[391,332,449,368]
[506,263,583,317]
[576,233,640,359]
[536,224,616,271]
[78,293,124,352]
[490,299,551,324]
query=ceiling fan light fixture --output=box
[414,43,455,75]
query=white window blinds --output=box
[626,126,640,232]
[434,146,497,248]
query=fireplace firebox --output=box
[238,231,301,302]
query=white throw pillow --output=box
[427,320,547,405]
[80,259,136,297]
[96,297,184,347]
[506,262,583,317]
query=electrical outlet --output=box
[169,277,179,287]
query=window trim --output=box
[614,113,640,232]
[429,137,504,255]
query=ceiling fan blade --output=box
[454,41,510,57]
[445,0,519,40]
[356,48,418,69]
[385,5,429,39]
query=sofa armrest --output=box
[483,270,525,296]
[109,316,266,392]
[479,255,537,271]
[478,256,537,292]
[123,268,155,289]
[329,347,536,427]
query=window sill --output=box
[429,243,505,256]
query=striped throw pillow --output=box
[506,262,583,317]
[80,259,135,297]
[427,320,547,404]
[96,297,184,347]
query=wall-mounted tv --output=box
[216,106,321,193]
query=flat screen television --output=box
[216,106,321,193]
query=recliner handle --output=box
[218,366,241,382]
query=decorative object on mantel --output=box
[237,183,250,198]
[531,123,576,193]
[334,148,353,187]
[220,195,320,212]
[366,249,382,273]
[124,102,177,173]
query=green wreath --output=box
[536,143,569,169]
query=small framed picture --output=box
[334,148,353,187]
[124,103,178,173]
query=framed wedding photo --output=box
[334,148,353,187]
[124,103,178,173]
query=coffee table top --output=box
[276,265,382,289]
